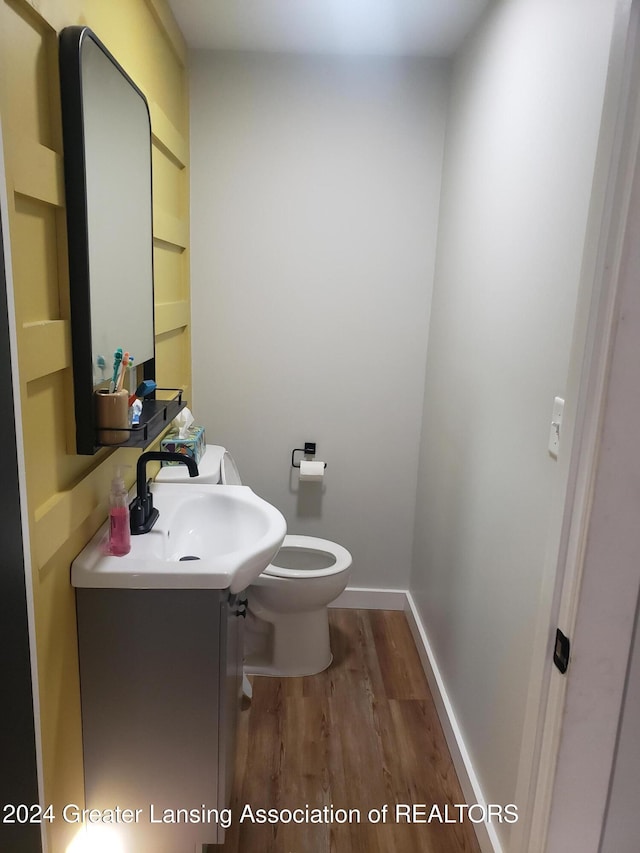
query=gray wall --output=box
[410,0,618,840]
[190,52,448,589]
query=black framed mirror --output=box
[59,26,155,455]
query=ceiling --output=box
[167,0,491,58]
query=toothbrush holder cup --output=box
[95,389,129,445]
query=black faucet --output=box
[129,451,199,535]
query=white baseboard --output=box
[404,592,502,853]
[329,587,407,610]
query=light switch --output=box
[548,397,564,459]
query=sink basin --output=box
[72,483,287,593]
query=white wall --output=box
[410,0,618,844]
[190,52,448,589]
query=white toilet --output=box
[156,445,352,676]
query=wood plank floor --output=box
[218,609,481,853]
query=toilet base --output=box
[244,607,333,677]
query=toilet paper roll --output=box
[299,460,325,482]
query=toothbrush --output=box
[116,352,130,392]
[97,355,106,380]
[122,354,134,390]
[110,348,123,393]
[124,356,135,395]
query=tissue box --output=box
[160,424,206,465]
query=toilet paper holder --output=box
[291,442,327,469]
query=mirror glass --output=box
[60,27,155,453]
[82,36,154,382]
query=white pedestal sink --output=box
[72,482,287,593]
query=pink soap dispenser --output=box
[108,465,131,556]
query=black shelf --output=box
[97,388,185,450]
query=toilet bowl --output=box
[156,445,352,676]
[246,535,352,676]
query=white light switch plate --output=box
[548,396,564,459]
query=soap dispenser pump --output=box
[108,465,131,556]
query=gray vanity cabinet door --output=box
[76,587,224,853]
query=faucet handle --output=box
[129,494,159,535]
[129,495,145,531]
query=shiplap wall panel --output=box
[150,98,188,167]
[9,132,64,206]
[1,2,56,147]
[154,326,190,392]
[12,197,61,322]
[154,146,185,218]
[0,1,190,849]
[154,239,186,303]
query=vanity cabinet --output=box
[76,587,245,851]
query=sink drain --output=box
[179,555,201,561]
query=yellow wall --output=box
[0,1,190,850]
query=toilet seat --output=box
[264,535,352,580]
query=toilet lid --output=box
[264,535,352,579]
